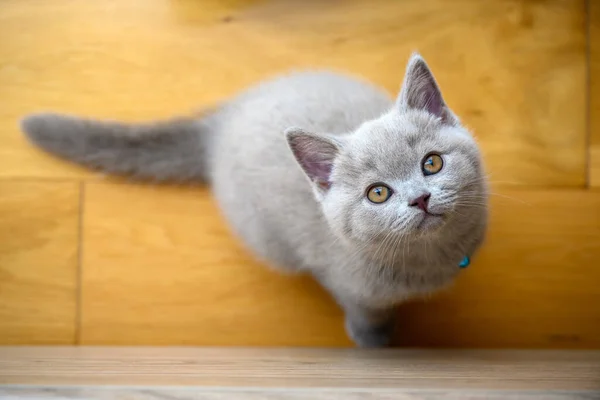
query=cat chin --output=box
[385,216,447,240]
[341,225,444,251]
[414,213,446,233]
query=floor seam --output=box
[75,181,85,345]
[585,0,591,189]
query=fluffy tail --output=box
[21,113,212,182]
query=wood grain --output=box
[397,189,600,348]
[0,0,596,348]
[80,183,351,346]
[0,0,586,186]
[1,347,599,391]
[80,184,600,348]
[0,182,79,344]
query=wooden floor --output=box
[0,0,599,347]
[1,347,599,399]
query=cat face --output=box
[286,53,487,247]
[324,110,485,244]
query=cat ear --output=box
[397,53,459,125]
[285,128,343,197]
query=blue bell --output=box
[459,256,470,269]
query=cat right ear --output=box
[285,128,343,198]
[397,52,460,126]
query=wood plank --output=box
[80,184,600,348]
[0,0,586,186]
[1,347,599,393]
[80,183,350,346]
[0,182,79,344]
[396,189,600,348]
[2,387,596,400]
[590,0,600,186]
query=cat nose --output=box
[409,192,431,212]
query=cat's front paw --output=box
[345,317,395,348]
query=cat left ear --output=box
[397,53,459,126]
[285,128,343,198]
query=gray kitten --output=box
[21,53,488,347]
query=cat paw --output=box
[345,318,395,348]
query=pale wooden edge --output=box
[0,386,598,400]
[0,347,599,391]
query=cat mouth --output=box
[417,212,445,230]
[390,211,446,233]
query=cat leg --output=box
[342,302,397,348]
[311,271,397,348]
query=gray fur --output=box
[21,53,488,347]
[22,113,213,181]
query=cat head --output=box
[286,53,487,253]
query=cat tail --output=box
[20,112,213,182]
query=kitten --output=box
[21,53,488,347]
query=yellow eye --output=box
[422,153,443,176]
[366,184,392,204]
